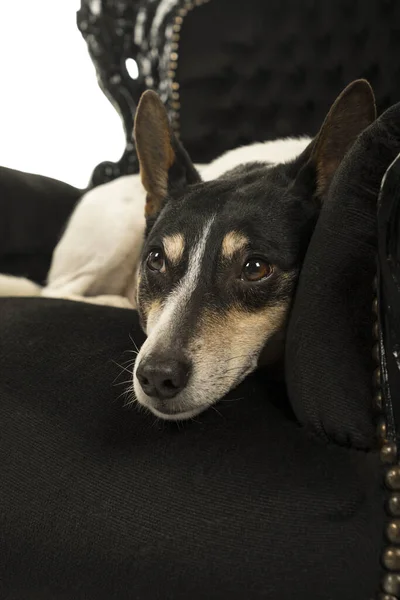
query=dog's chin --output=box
[133,384,209,421]
[147,405,206,421]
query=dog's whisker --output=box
[113,378,133,387]
[223,365,248,374]
[122,387,137,407]
[212,367,249,380]
[116,357,136,368]
[123,348,139,357]
[211,406,224,419]
[129,333,140,354]
[190,416,201,424]
[225,354,251,363]
[112,365,135,385]
[115,363,135,376]
[123,396,136,408]
[112,359,135,376]
[220,396,244,403]
[151,415,166,430]
[116,387,133,403]
[121,391,134,403]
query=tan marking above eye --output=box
[221,231,249,259]
[163,233,185,264]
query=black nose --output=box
[136,355,191,399]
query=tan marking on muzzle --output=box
[192,302,290,370]
[221,231,249,259]
[145,299,163,334]
[163,233,185,265]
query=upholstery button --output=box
[375,390,383,411]
[373,343,380,363]
[387,521,400,544]
[388,495,400,517]
[378,417,388,446]
[383,573,400,595]
[386,468,400,491]
[374,367,382,388]
[381,444,398,465]
[383,547,400,571]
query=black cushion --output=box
[0,166,81,284]
[286,101,400,449]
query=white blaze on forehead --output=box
[163,233,185,265]
[142,218,214,339]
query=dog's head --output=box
[132,80,376,420]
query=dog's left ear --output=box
[296,79,376,199]
[134,90,201,218]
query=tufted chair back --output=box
[78,0,400,183]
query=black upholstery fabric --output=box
[178,0,400,163]
[0,299,384,600]
[3,108,400,597]
[0,166,81,284]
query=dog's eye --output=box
[241,258,273,282]
[147,249,166,273]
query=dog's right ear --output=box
[134,90,201,219]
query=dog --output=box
[0,80,376,421]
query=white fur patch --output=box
[199,136,311,181]
[44,174,146,302]
[0,274,41,297]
